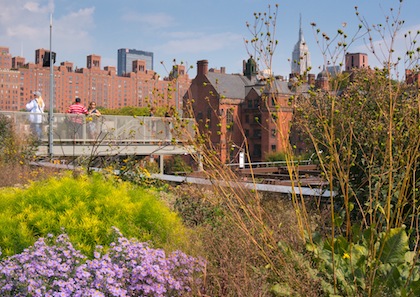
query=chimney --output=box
[308,73,315,85]
[220,67,226,74]
[197,60,208,76]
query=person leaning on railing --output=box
[66,97,88,139]
[87,101,101,139]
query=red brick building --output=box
[184,58,303,163]
[345,52,368,71]
[0,46,190,112]
[405,69,420,87]
[185,51,375,164]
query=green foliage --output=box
[265,151,287,162]
[99,106,171,117]
[295,67,420,227]
[307,227,420,296]
[282,4,420,296]
[116,156,166,189]
[0,115,13,148]
[0,172,192,258]
[0,115,36,164]
[100,106,151,116]
[165,156,193,174]
[171,187,225,228]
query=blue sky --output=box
[1,0,419,79]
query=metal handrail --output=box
[0,111,195,144]
[227,159,312,169]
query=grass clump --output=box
[0,172,193,258]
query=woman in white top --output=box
[26,91,45,140]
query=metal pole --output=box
[239,151,245,169]
[48,14,54,157]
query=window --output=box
[226,109,234,131]
[245,114,249,123]
[271,129,277,137]
[271,98,276,106]
[206,108,212,128]
[253,144,261,157]
[253,99,259,108]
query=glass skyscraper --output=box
[117,48,154,76]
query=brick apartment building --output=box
[184,59,307,163]
[0,46,190,112]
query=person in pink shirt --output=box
[66,97,88,139]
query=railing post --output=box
[197,152,204,172]
[159,155,164,174]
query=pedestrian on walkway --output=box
[26,91,45,141]
[66,97,88,139]
[87,101,101,139]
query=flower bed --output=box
[0,228,204,297]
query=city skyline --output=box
[1,0,419,79]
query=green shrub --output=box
[0,172,192,258]
[165,155,193,174]
[100,106,150,116]
[0,114,36,165]
[307,227,420,296]
[264,151,287,162]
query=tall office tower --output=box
[291,15,311,76]
[117,48,154,76]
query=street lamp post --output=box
[48,14,54,157]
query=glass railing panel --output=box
[0,111,196,144]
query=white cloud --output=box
[52,7,95,66]
[0,1,51,55]
[6,24,40,38]
[23,2,46,13]
[0,0,96,68]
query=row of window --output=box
[246,98,279,109]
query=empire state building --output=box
[291,15,311,76]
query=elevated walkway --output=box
[0,111,196,157]
[3,111,334,197]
